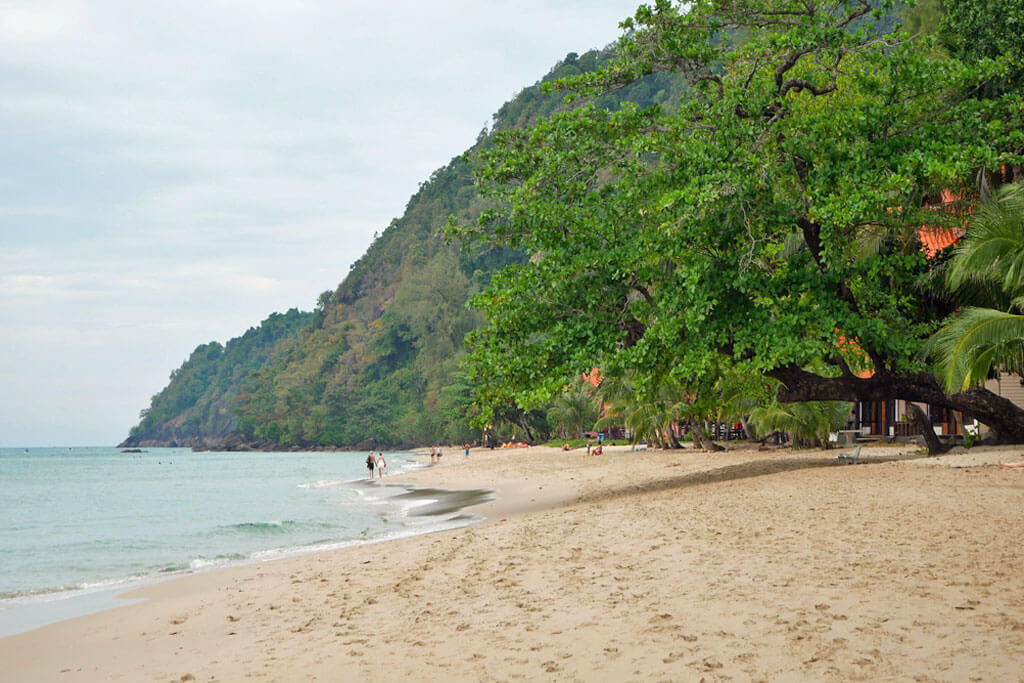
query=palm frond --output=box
[748,400,851,448]
[927,306,1024,391]
[947,183,1024,297]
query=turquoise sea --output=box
[0,447,490,637]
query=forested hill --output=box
[122,308,313,448]
[121,48,686,450]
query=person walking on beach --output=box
[464,443,470,458]
[429,444,437,464]
[366,451,375,479]
[376,452,387,479]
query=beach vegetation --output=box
[448,0,1024,446]
[747,399,854,450]
[547,377,602,439]
[924,182,1024,392]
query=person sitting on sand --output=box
[376,452,386,479]
[593,444,603,456]
[562,442,571,451]
[366,452,375,479]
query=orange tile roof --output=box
[919,189,969,258]
[919,226,962,257]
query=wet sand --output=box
[2,442,1023,681]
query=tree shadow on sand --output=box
[578,450,925,504]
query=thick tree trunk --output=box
[516,418,535,444]
[768,365,1024,443]
[905,402,953,456]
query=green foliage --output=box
[925,183,1024,391]
[748,400,853,449]
[125,308,312,446]
[547,378,601,439]
[450,0,1024,434]
[592,369,690,448]
[491,49,687,133]
[940,0,1024,65]
[902,0,944,37]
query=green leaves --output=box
[455,0,1024,427]
[927,306,1024,391]
[926,183,1024,391]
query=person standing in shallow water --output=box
[366,451,375,479]
[376,452,386,479]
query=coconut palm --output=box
[593,368,686,448]
[747,400,853,449]
[925,183,1024,391]
[547,378,600,439]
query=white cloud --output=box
[0,4,77,44]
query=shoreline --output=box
[0,459,492,639]
[2,443,1023,680]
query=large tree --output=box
[450,0,1024,441]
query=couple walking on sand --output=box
[366,451,387,479]
[429,443,443,464]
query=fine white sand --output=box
[2,442,1023,681]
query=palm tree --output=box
[593,369,685,448]
[747,400,853,449]
[547,378,600,439]
[925,183,1024,391]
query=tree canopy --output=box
[451,0,1024,440]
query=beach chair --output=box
[837,445,862,465]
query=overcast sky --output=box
[1,0,640,447]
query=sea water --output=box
[0,447,491,636]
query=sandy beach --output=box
[2,442,1023,681]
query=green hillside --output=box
[123,48,683,449]
[121,308,313,447]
